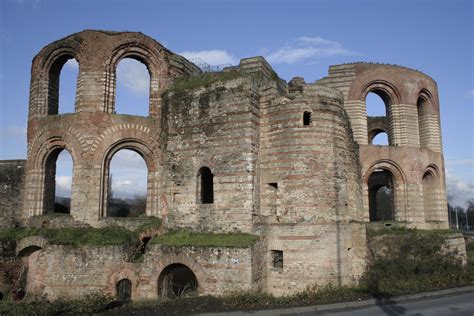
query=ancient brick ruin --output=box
[0,30,452,300]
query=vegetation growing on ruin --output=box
[0,227,136,246]
[168,70,243,92]
[150,230,259,248]
[362,227,474,295]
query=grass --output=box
[0,227,136,247]
[150,230,259,248]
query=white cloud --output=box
[179,50,236,66]
[55,175,71,197]
[465,89,474,100]
[116,58,150,95]
[0,125,26,140]
[266,36,354,64]
[446,170,474,209]
[109,149,147,198]
[65,59,78,69]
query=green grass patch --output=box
[150,230,259,248]
[0,227,136,247]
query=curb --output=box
[193,285,474,316]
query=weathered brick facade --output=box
[0,30,450,299]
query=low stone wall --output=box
[16,240,256,300]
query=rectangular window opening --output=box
[271,250,283,269]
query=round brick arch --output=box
[106,265,140,300]
[16,236,48,256]
[150,253,208,297]
[363,159,408,222]
[104,33,170,117]
[29,35,85,118]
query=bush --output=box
[0,294,114,316]
[362,228,474,296]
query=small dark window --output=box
[303,111,312,126]
[199,167,214,204]
[271,250,283,269]
[116,279,132,302]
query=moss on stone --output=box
[168,70,243,92]
[150,230,259,248]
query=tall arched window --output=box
[368,169,395,222]
[48,56,78,115]
[43,148,73,214]
[106,149,148,217]
[197,167,214,204]
[115,58,150,116]
[366,91,393,146]
[417,95,430,148]
[303,111,312,126]
[422,170,438,221]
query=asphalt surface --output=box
[317,292,474,316]
[196,286,474,316]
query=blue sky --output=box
[0,0,473,205]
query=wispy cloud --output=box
[179,50,236,66]
[56,175,72,197]
[109,149,147,198]
[0,125,26,140]
[116,58,149,95]
[266,36,354,64]
[465,89,474,100]
[65,59,78,69]
[446,159,474,166]
[446,170,474,209]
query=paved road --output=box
[315,292,474,316]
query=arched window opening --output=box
[43,149,73,214]
[106,149,148,217]
[368,170,395,222]
[303,111,312,126]
[366,92,388,117]
[48,56,78,115]
[422,171,438,221]
[198,167,214,204]
[417,96,429,148]
[371,131,389,145]
[115,58,150,116]
[158,264,198,298]
[116,279,132,302]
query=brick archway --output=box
[150,253,208,297]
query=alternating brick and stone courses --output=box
[0,30,454,300]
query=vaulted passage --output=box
[158,264,198,298]
[368,170,395,222]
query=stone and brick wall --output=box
[0,160,26,228]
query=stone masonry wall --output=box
[0,160,26,228]
[21,243,255,300]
